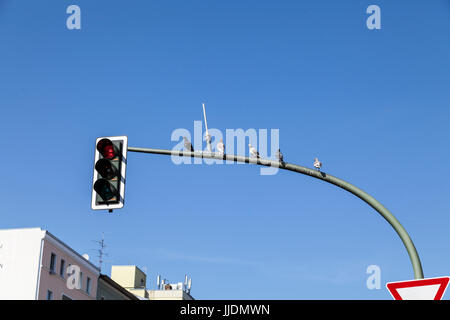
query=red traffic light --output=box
[96,138,117,160]
[92,136,128,211]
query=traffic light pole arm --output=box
[127,147,424,279]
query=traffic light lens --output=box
[103,145,115,159]
[97,139,116,159]
[95,159,117,180]
[94,179,117,201]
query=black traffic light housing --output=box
[91,136,128,211]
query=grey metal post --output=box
[127,147,424,279]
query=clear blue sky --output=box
[0,0,449,299]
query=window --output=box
[79,271,83,290]
[59,259,65,278]
[46,290,53,300]
[86,277,91,295]
[49,253,56,274]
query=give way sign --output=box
[386,276,450,300]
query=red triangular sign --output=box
[386,276,450,300]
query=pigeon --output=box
[276,149,284,163]
[183,137,194,152]
[249,144,260,158]
[313,157,322,171]
[204,132,212,143]
[204,132,212,152]
[216,138,225,154]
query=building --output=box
[147,287,194,300]
[0,227,194,300]
[110,265,194,300]
[97,274,139,300]
[0,227,99,300]
[111,265,149,299]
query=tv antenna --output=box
[92,233,109,272]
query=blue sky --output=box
[0,0,449,299]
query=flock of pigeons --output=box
[182,136,322,171]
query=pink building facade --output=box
[37,231,99,300]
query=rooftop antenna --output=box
[92,233,108,272]
[202,103,212,153]
[187,277,192,293]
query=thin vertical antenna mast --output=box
[93,233,107,272]
[202,103,209,132]
[202,103,212,152]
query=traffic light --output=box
[91,136,128,211]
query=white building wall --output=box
[147,289,194,300]
[0,228,45,299]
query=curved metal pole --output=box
[128,147,424,279]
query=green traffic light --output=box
[94,179,118,201]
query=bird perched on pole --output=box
[183,137,194,152]
[249,144,260,158]
[313,157,322,171]
[216,138,225,155]
[204,132,212,153]
[276,149,284,163]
